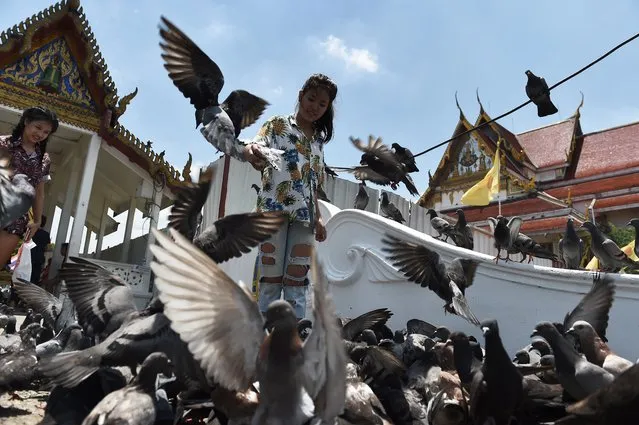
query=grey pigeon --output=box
[382,234,481,326]
[158,17,283,170]
[35,323,85,359]
[427,209,454,242]
[353,182,369,210]
[391,142,419,173]
[531,321,614,400]
[0,149,35,229]
[510,232,558,263]
[167,175,288,263]
[525,70,558,117]
[149,228,347,425]
[380,192,405,223]
[80,352,173,425]
[627,218,639,259]
[562,273,615,343]
[559,218,584,269]
[340,307,393,342]
[12,279,75,334]
[341,362,394,425]
[450,208,474,250]
[580,221,639,271]
[59,257,138,341]
[487,215,523,263]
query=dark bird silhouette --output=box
[251,183,261,195]
[340,308,394,341]
[510,232,559,263]
[380,192,405,224]
[168,175,288,263]
[559,218,585,269]
[450,208,474,250]
[353,182,369,210]
[487,215,523,263]
[580,221,639,271]
[391,142,419,173]
[381,234,481,326]
[0,148,35,229]
[325,163,338,178]
[525,70,558,117]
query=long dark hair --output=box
[11,106,59,165]
[298,73,338,143]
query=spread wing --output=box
[168,179,211,241]
[197,211,288,264]
[487,217,497,234]
[507,216,523,242]
[563,273,615,341]
[221,89,270,135]
[159,16,224,109]
[12,279,62,329]
[341,308,394,341]
[302,251,348,422]
[449,280,481,326]
[149,228,265,391]
[446,258,479,291]
[350,166,393,186]
[59,257,137,339]
[350,136,402,168]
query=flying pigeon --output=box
[559,218,584,269]
[525,70,558,117]
[381,234,481,326]
[380,192,405,223]
[0,149,35,229]
[158,16,283,170]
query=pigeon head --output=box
[513,349,530,364]
[19,322,43,343]
[381,192,389,203]
[566,320,596,339]
[264,300,297,331]
[4,316,16,334]
[627,218,639,229]
[142,352,174,378]
[391,142,400,150]
[393,330,405,343]
[480,319,500,337]
[434,326,451,341]
[530,336,552,356]
[525,70,534,78]
[426,209,438,219]
[358,329,378,346]
[33,313,43,323]
[531,321,559,340]
[579,221,597,233]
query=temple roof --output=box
[574,121,639,178]
[517,118,577,169]
[0,0,188,191]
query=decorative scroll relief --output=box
[324,244,408,286]
[89,259,152,294]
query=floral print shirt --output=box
[0,135,51,187]
[235,114,325,225]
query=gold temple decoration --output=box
[113,87,138,119]
[566,188,573,207]
[37,53,62,94]
[182,153,193,183]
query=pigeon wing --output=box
[350,166,393,186]
[196,211,288,264]
[449,280,481,326]
[221,89,270,136]
[350,136,402,168]
[507,216,523,242]
[168,179,211,241]
[446,258,479,291]
[150,228,265,392]
[59,257,137,338]
[601,239,632,264]
[12,279,62,329]
[302,251,348,422]
[563,273,615,341]
[487,217,497,234]
[341,308,394,341]
[159,16,225,109]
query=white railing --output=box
[85,258,153,309]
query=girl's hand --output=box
[25,221,40,242]
[243,144,267,171]
[315,217,327,242]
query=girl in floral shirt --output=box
[0,107,58,270]
[240,73,337,319]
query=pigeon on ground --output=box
[450,208,474,250]
[559,218,584,269]
[487,215,523,263]
[353,182,369,210]
[80,352,174,425]
[167,175,288,263]
[149,227,347,425]
[381,234,481,326]
[580,221,639,271]
[380,192,405,223]
[158,17,283,170]
[35,323,86,359]
[427,209,455,242]
[627,218,639,259]
[566,320,633,376]
[0,148,35,229]
[525,70,558,117]
[391,142,419,173]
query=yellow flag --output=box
[460,142,501,206]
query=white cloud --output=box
[318,35,379,73]
[271,86,283,96]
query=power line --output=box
[412,30,639,159]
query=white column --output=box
[144,189,163,266]
[50,156,81,278]
[120,197,137,263]
[95,199,109,258]
[68,134,101,258]
[83,227,91,254]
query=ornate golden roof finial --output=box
[113,87,138,119]
[566,188,573,207]
[183,152,193,183]
[573,91,584,119]
[454,91,467,121]
[476,87,485,115]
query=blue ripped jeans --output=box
[257,220,315,319]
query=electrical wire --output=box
[411,30,639,159]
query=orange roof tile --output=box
[546,174,639,199]
[520,216,584,234]
[516,119,576,168]
[574,121,639,178]
[592,193,639,210]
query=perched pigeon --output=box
[450,208,474,250]
[487,215,523,263]
[167,176,288,263]
[525,70,558,117]
[353,182,369,210]
[427,209,455,242]
[580,221,639,271]
[0,148,35,229]
[380,192,405,224]
[158,17,283,170]
[510,232,558,263]
[391,142,419,173]
[381,234,481,326]
[559,218,584,269]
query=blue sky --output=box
[3,1,639,249]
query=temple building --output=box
[418,94,639,266]
[0,0,192,306]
